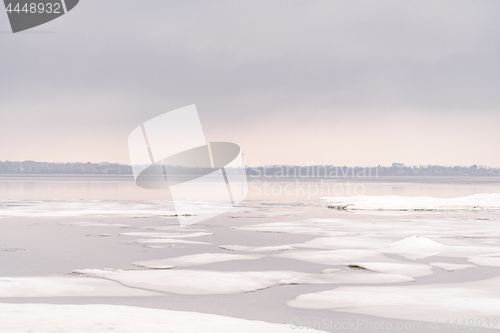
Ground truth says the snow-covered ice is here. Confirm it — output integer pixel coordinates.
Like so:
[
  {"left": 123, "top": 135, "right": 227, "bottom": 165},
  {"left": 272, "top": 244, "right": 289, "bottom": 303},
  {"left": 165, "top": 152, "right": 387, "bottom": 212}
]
[
  {"left": 345, "top": 262, "right": 433, "bottom": 277},
  {"left": 0, "top": 276, "right": 160, "bottom": 297},
  {"left": 120, "top": 232, "right": 213, "bottom": 238},
  {"left": 279, "top": 271, "right": 414, "bottom": 285},
  {"left": 321, "top": 194, "right": 500, "bottom": 213},
  {"left": 133, "top": 238, "right": 211, "bottom": 245},
  {"left": 468, "top": 253, "right": 500, "bottom": 267},
  {"left": 288, "top": 275, "right": 500, "bottom": 324},
  {"left": 273, "top": 249, "right": 399, "bottom": 266},
  {"left": 0, "top": 200, "right": 179, "bottom": 218},
  {"left": 73, "top": 269, "right": 301, "bottom": 294},
  {"left": 73, "top": 268, "right": 414, "bottom": 295},
  {"left": 429, "top": 262, "right": 476, "bottom": 271},
  {"left": 133, "top": 253, "right": 265, "bottom": 269},
  {"left": 66, "top": 222, "right": 131, "bottom": 227},
  {"left": 0, "top": 303, "right": 325, "bottom": 333},
  {"left": 219, "top": 245, "right": 294, "bottom": 252}
]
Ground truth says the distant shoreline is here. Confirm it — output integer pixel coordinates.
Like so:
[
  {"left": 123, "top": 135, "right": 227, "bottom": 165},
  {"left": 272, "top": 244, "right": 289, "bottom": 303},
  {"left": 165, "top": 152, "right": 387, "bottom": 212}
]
[{"left": 1, "top": 161, "right": 500, "bottom": 177}]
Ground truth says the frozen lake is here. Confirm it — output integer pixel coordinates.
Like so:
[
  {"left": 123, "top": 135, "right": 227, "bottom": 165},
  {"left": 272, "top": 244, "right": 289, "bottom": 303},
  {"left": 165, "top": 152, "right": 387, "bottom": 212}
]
[{"left": 1, "top": 175, "right": 500, "bottom": 332}]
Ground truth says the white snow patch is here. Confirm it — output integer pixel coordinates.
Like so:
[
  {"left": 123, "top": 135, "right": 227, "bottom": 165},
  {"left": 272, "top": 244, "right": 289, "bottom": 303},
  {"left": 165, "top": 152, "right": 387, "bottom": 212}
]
[
  {"left": 219, "top": 245, "right": 294, "bottom": 252},
  {"left": 321, "top": 194, "right": 500, "bottom": 212},
  {"left": 73, "top": 269, "right": 299, "bottom": 295},
  {"left": 288, "top": 275, "right": 500, "bottom": 324},
  {"left": 0, "top": 276, "right": 160, "bottom": 297},
  {"left": 121, "top": 232, "right": 213, "bottom": 238},
  {"left": 348, "top": 262, "right": 433, "bottom": 277},
  {"left": 66, "top": 222, "right": 130, "bottom": 227},
  {"left": 0, "top": 200, "right": 179, "bottom": 218},
  {"left": 72, "top": 268, "right": 415, "bottom": 295},
  {"left": 429, "top": 262, "right": 476, "bottom": 271},
  {"left": 239, "top": 219, "right": 500, "bottom": 262},
  {"left": 380, "top": 236, "right": 498, "bottom": 260},
  {"left": 236, "top": 221, "right": 356, "bottom": 237},
  {"left": 273, "top": 249, "right": 398, "bottom": 266},
  {"left": 380, "top": 236, "right": 446, "bottom": 259},
  {"left": 279, "top": 271, "right": 414, "bottom": 285},
  {"left": 468, "top": 253, "right": 500, "bottom": 267},
  {"left": 133, "top": 253, "right": 265, "bottom": 269},
  {"left": 134, "top": 238, "right": 211, "bottom": 245},
  {"left": 291, "top": 236, "right": 389, "bottom": 250},
  {"left": 0, "top": 303, "right": 325, "bottom": 333}
]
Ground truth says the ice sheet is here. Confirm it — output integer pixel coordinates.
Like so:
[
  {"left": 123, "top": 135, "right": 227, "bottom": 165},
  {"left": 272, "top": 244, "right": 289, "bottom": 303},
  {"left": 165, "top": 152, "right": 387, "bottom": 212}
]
[
  {"left": 72, "top": 268, "right": 414, "bottom": 295},
  {"left": 0, "top": 200, "right": 179, "bottom": 218},
  {"left": 73, "top": 269, "right": 300, "bottom": 295},
  {"left": 321, "top": 193, "right": 500, "bottom": 212},
  {"left": 273, "top": 249, "right": 399, "bottom": 266},
  {"left": 469, "top": 253, "right": 500, "bottom": 267},
  {"left": 133, "top": 253, "right": 265, "bottom": 269},
  {"left": 239, "top": 218, "right": 500, "bottom": 262},
  {"left": 279, "top": 271, "right": 414, "bottom": 284},
  {"left": 0, "top": 303, "right": 325, "bottom": 333},
  {"left": 219, "top": 245, "right": 294, "bottom": 252},
  {"left": 0, "top": 276, "right": 160, "bottom": 297},
  {"left": 429, "top": 262, "right": 476, "bottom": 271},
  {"left": 288, "top": 275, "right": 500, "bottom": 324},
  {"left": 120, "top": 232, "right": 213, "bottom": 238},
  {"left": 133, "top": 238, "right": 211, "bottom": 245},
  {"left": 346, "top": 262, "right": 433, "bottom": 277},
  {"left": 380, "top": 236, "right": 500, "bottom": 260},
  {"left": 65, "top": 222, "right": 131, "bottom": 227},
  {"left": 290, "top": 236, "right": 389, "bottom": 250}
]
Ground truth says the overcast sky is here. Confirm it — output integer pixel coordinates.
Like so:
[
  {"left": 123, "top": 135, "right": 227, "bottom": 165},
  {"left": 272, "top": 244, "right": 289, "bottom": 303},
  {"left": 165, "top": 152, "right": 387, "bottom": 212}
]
[{"left": 1, "top": 0, "right": 499, "bottom": 167}]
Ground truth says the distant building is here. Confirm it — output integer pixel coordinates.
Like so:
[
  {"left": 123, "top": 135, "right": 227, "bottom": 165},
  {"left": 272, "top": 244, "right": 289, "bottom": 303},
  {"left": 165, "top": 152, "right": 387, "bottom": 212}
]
[{"left": 392, "top": 162, "right": 404, "bottom": 169}]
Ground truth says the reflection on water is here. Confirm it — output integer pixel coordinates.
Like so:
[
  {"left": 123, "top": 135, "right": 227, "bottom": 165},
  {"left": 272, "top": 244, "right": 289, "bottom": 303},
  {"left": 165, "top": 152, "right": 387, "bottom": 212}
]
[{"left": 1, "top": 175, "right": 500, "bottom": 201}]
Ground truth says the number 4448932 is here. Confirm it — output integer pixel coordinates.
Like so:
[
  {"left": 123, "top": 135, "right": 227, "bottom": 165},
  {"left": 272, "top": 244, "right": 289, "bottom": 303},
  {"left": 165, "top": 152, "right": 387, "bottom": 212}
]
[{"left": 5, "top": 2, "right": 61, "bottom": 14}]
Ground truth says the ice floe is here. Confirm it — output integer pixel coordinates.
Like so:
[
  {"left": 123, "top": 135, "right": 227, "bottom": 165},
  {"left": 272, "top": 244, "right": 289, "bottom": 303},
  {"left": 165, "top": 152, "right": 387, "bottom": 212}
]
[
  {"left": 429, "top": 262, "right": 476, "bottom": 271},
  {"left": 0, "top": 303, "right": 323, "bottom": 333},
  {"left": 380, "top": 236, "right": 500, "bottom": 260},
  {"left": 237, "top": 217, "right": 500, "bottom": 241},
  {"left": 73, "top": 268, "right": 414, "bottom": 295},
  {"left": 345, "top": 262, "right": 433, "bottom": 277},
  {"left": 379, "top": 236, "right": 446, "bottom": 259},
  {"left": 321, "top": 193, "right": 500, "bottom": 212},
  {"left": 0, "top": 248, "right": 25, "bottom": 252},
  {"left": 65, "top": 222, "right": 131, "bottom": 227},
  {"left": 0, "top": 200, "right": 180, "bottom": 218},
  {"left": 0, "top": 276, "right": 160, "bottom": 297},
  {"left": 73, "top": 269, "right": 300, "bottom": 294},
  {"left": 290, "top": 236, "right": 389, "bottom": 250},
  {"left": 468, "top": 253, "right": 500, "bottom": 267},
  {"left": 279, "top": 271, "right": 414, "bottom": 285},
  {"left": 288, "top": 275, "right": 500, "bottom": 324},
  {"left": 273, "top": 248, "right": 432, "bottom": 277},
  {"left": 120, "top": 232, "right": 213, "bottom": 238},
  {"left": 235, "top": 221, "right": 356, "bottom": 237},
  {"left": 133, "top": 253, "right": 265, "bottom": 269},
  {"left": 238, "top": 219, "right": 500, "bottom": 262},
  {"left": 133, "top": 238, "right": 211, "bottom": 245},
  {"left": 273, "top": 249, "right": 398, "bottom": 266},
  {"left": 143, "top": 226, "right": 209, "bottom": 232},
  {"left": 219, "top": 245, "right": 294, "bottom": 252}
]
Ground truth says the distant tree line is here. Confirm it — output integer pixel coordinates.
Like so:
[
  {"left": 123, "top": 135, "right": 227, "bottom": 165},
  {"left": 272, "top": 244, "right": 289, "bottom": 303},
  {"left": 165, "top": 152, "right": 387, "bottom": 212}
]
[
  {"left": 0, "top": 161, "right": 131, "bottom": 174},
  {"left": 245, "top": 164, "right": 500, "bottom": 178},
  {"left": 1, "top": 160, "right": 499, "bottom": 177}
]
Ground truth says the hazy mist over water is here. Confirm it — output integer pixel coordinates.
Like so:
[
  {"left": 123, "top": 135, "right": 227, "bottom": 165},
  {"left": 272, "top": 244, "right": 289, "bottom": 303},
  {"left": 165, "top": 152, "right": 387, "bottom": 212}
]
[{"left": 2, "top": 175, "right": 500, "bottom": 201}]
